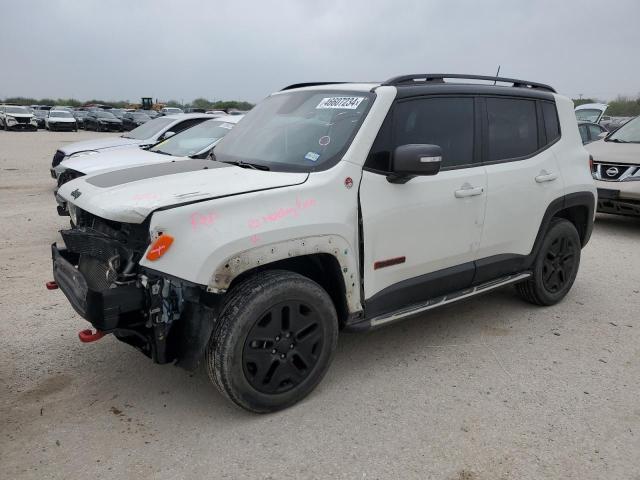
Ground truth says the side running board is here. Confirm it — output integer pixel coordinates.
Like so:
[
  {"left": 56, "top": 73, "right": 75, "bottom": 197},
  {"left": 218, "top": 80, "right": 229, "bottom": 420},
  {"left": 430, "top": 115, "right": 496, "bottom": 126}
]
[{"left": 349, "top": 272, "right": 531, "bottom": 331}]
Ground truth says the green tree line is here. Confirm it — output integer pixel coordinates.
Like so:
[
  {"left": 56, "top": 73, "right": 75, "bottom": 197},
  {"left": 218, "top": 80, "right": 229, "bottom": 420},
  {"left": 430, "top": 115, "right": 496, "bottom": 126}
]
[
  {"left": 573, "top": 95, "right": 640, "bottom": 116},
  {"left": 1, "top": 96, "right": 254, "bottom": 111}
]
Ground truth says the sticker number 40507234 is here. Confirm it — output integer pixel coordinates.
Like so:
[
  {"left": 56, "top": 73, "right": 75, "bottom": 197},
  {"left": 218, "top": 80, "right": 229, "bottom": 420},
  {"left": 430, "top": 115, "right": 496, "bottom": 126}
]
[{"left": 316, "top": 96, "right": 364, "bottom": 110}]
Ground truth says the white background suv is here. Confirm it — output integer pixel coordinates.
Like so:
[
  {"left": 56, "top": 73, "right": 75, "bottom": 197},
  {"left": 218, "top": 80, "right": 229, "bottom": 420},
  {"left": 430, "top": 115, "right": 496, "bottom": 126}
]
[
  {"left": 0, "top": 104, "right": 38, "bottom": 131},
  {"left": 52, "top": 74, "right": 596, "bottom": 412},
  {"left": 49, "top": 113, "right": 214, "bottom": 178}
]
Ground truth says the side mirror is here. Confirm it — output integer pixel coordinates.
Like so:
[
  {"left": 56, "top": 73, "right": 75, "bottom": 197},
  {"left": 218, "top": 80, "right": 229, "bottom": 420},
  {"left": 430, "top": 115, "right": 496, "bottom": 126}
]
[
  {"left": 162, "top": 131, "right": 176, "bottom": 140},
  {"left": 597, "top": 131, "right": 608, "bottom": 140},
  {"left": 387, "top": 144, "right": 442, "bottom": 184}
]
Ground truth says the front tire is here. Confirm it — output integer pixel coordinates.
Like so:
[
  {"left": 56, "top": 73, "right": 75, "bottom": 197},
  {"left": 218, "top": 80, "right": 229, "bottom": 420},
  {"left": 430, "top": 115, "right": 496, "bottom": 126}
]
[
  {"left": 206, "top": 270, "right": 338, "bottom": 413},
  {"left": 516, "top": 218, "right": 581, "bottom": 306}
]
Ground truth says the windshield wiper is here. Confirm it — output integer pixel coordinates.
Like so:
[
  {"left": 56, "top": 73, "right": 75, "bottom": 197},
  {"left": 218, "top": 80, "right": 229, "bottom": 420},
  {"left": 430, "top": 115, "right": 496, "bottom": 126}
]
[
  {"left": 152, "top": 149, "right": 173, "bottom": 156},
  {"left": 222, "top": 160, "right": 270, "bottom": 171}
]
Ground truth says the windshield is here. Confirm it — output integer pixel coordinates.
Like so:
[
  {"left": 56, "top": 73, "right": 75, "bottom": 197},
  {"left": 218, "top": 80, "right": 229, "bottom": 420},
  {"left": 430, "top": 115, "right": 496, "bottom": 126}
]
[
  {"left": 149, "top": 119, "right": 236, "bottom": 157},
  {"left": 5, "top": 106, "right": 29, "bottom": 114},
  {"left": 575, "top": 109, "right": 603, "bottom": 123},
  {"left": 122, "top": 117, "right": 173, "bottom": 140},
  {"left": 132, "top": 113, "right": 150, "bottom": 120},
  {"left": 50, "top": 111, "right": 73, "bottom": 118},
  {"left": 74, "top": 111, "right": 88, "bottom": 118},
  {"left": 213, "top": 90, "right": 373, "bottom": 172},
  {"left": 96, "top": 111, "right": 116, "bottom": 119},
  {"left": 607, "top": 116, "right": 640, "bottom": 143}
]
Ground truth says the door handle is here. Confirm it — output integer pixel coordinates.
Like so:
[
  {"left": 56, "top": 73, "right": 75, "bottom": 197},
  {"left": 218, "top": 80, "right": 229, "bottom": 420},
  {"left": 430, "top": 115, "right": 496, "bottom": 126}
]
[
  {"left": 535, "top": 170, "right": 558, "bottom": 183},
  {"left": 454, "top": 184, "right": 484, "bottom": 198}
]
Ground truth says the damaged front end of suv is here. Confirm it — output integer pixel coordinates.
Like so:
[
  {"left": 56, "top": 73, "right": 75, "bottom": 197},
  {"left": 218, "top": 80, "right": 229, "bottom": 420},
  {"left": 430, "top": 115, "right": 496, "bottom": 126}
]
[{"left": 51, "top": 208, "right": 220, "bottom": 369}]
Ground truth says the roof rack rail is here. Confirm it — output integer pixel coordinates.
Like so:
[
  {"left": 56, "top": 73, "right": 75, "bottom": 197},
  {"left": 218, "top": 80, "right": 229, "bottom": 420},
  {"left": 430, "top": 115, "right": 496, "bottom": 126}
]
[
  {"left": 382, "top": 74, "right": 556, "bottom": 93},
  {"left": 280, "top": 82, "right": 348, "bottom": 91}
]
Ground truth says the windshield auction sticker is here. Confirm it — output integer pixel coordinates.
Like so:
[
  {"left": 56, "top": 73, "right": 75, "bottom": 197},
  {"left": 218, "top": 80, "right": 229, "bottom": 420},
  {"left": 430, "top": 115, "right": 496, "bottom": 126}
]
[{"left": 316, "top": 96, "right": 365, "bottom": 109}]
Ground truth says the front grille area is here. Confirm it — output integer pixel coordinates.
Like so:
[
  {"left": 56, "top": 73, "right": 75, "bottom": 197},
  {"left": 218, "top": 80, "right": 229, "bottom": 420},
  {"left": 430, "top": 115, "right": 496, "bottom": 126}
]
[
  {"left": 593, "top": 162, "right": 640, "bottom": 182},
  {"left": 16, "top": 117, "right": 30, "bottom": 124},
  {"left": 52, "top": 150, "right": 65, "bottom": 167},
  {"left": 78, "top": 255, "right": 116, "bottom": 291}
]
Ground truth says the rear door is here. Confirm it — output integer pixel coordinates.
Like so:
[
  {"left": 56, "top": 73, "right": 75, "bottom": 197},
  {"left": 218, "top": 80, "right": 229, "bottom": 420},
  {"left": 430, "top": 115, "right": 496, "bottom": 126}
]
[
  {"left": 475, "top": 97, "right": 565, "bottom": 282},
  {"left": 360, "top": 96, "right": 487, "bottom": 316}
]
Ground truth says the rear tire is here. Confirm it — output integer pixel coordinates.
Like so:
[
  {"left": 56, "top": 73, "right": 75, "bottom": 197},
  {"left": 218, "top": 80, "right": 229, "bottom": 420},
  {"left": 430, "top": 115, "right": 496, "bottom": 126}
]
[
  {"left": 516, "top": 218, "right": 581, "bottom": 306},
  {"left": 206, "top": 270, "right": 338, "bottom": 413}
]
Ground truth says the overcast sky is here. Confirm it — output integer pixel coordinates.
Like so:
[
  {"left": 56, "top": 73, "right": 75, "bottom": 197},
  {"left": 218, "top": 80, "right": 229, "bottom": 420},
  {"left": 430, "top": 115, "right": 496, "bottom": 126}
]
[{"left": 1, "top": 0, "right": 638, "bottom": 103}]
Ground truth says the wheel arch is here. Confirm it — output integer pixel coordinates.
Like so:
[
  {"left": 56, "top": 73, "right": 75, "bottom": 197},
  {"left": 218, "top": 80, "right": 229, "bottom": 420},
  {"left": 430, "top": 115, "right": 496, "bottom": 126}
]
[
  {"left": 206, "top": 235, "right": 362, "bottom": 326},
  {"left": 529, "top": 191, "right": 595, "bottom": 263}
]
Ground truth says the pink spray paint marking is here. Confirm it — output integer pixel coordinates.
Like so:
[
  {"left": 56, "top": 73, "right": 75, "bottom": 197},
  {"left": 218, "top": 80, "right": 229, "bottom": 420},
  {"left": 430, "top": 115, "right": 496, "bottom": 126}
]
[
  {"left": 190, "top": 212, "right": 219, "bottom": 230},
  {"left": 248, "top": 197, "right": 316, "bottom": 231}
]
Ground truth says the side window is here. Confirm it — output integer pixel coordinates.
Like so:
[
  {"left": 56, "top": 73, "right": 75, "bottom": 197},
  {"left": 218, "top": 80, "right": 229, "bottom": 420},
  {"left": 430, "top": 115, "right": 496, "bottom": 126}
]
[
  {"left": 486, "top": 98, "right": 538, "bottom": 161},
  {"left": 588, "top": 124, "right": 604, "bottom": 140},
  {"left": 171, "top": 118, "right": 206, "bottom": 134},
  {"left": 578, "top": 125, "right": 589, "bottom": 144},
  {"left": 541, "top": 101, "right": 560, "bottom": 143},
  {"left": 393, "top": 97, "right": 475, "bottom": 168}
]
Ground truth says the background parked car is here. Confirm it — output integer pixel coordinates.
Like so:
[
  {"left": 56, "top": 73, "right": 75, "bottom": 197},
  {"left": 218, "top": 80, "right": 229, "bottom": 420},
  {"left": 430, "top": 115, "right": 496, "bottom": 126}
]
[
  {"left": 50, "top": 113, "right": 215, "bottom": 177},
  {"left": 184, "top": 107, "right": 206, "bottom": 113},
  {"left": 108, "top": 108, "right": 126, "bottom": 120},
  {"left": 34, "top": 110, "right": 48, "bottom": 128},
  {"left": 73, "top": 110, "right": 89, "bottom": 129},
  {"left": 83, "top": 110, "right": 123, "bottom": 131},
  {"left": 0, "top": 105, "right": 38, "bottom": 131},
  {"left": 575, "top": 103, "right": 608, "bottom": 124},
  {"left": 578, "top": 121, "right": 608, "bottom": 144},
  {"left": 122, "top": 111, "right": 151, "bottom": 131},
  {"left": 159, "top": 107, "right": 184, "bottom": 116},
  {"left": 53, "top": 115, "right": 244, "bottom": 214},
  {"left": 587, "top": 116, "right": 640, "bottom": 217},
  {"left": 46, "top": 110, "right": 78, "bottom": 131},
  {"left": 52, "top": 105, "right": 74, "bottom": 113}
]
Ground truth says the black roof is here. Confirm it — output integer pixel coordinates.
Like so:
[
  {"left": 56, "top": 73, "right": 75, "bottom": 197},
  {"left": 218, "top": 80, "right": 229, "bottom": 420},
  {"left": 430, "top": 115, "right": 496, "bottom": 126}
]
[{"left": 281, "top": 74, "right": 556, "bottom": 101}]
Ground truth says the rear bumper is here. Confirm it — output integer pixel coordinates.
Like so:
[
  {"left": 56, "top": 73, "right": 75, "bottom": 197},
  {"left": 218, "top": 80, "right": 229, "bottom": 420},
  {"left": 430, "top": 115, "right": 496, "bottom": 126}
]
[
  {"left": 51, "top": 243, "right": 144, "bottom": 331},
  {"left": 597, "top": 188, "right": 640, "bottom": 217}
]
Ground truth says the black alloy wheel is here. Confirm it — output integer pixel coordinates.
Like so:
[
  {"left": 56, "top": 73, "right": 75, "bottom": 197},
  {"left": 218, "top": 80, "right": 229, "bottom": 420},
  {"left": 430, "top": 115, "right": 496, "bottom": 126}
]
[
  {"left": 516, "top": 218, "right": 581, "bottom": 306},
  {"left": 206, "top": 270, "right": 338, "bottom": 413},
  {"left": 242, "top": 301, "right": 325, "bottom": 395},
  {"left": 542, "top": 235, "right": 577, "bottom": 294}
]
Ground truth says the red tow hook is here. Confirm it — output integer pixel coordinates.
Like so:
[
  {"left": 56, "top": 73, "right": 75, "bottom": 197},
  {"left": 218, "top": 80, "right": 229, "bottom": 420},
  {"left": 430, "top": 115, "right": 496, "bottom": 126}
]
[
  {"left": 78, "top": 329, "right": 107, "bottom": 343},
  {"left": 46, "top": 281, "right": 58, "bottom": 290}
]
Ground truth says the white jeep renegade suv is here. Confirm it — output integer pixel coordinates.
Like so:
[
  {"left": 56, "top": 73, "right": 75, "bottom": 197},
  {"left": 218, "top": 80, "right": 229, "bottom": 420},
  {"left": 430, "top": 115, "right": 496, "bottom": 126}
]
[{"left": 50, "top": 74, "right": 596, "bottom": 412}]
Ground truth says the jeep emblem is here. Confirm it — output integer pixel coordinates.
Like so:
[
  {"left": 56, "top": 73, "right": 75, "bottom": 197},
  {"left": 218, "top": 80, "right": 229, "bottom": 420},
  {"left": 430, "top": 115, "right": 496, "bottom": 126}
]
[
  {"left": 70, "top": 188, "right": 82, "bottom": 199},
  {"left": 606, "top": 167, "right": 619, "bottom": 177}
]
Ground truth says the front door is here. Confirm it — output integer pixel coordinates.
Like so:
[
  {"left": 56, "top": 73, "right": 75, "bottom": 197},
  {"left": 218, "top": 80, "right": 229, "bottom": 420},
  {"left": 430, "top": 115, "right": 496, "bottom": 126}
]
[{"left": 359, "top": 96, "right": 487, "bottom": 317}]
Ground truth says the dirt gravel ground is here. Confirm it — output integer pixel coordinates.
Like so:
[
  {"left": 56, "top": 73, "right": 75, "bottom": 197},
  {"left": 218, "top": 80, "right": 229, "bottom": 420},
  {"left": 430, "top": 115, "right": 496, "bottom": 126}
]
[{"left": 1, "top": 130, "right": 639, "bottom": 480}]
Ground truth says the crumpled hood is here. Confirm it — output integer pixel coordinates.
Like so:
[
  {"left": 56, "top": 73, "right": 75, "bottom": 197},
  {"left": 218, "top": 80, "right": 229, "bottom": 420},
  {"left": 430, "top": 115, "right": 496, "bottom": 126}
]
[
  {"left": 586, "top": 140, "right": 640, "bottom": 165},
  {"left": 60, "top": 136, "right": 142, "bottom": 155},
  {"left": 60, "top": 148, "right": 172, "bottom": 175},
  {"left": 58, "top": 159, "right": 309, "bottom": 223}
]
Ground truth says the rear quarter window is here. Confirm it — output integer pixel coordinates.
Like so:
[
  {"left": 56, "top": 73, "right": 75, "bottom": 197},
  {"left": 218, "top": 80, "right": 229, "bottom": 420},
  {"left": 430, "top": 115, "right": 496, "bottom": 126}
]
[
  {"left": 486, "top": 97, "right": 538, "bottom": 161},
  {"left": 541, "top": 101, "right": 561, "bottom": 143}
]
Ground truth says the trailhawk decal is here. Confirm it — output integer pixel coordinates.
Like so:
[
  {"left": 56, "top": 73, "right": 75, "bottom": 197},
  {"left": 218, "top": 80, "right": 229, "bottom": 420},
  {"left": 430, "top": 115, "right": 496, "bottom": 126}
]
[{"left": 316, "top": 96, "right": 365, "bottom": 109}]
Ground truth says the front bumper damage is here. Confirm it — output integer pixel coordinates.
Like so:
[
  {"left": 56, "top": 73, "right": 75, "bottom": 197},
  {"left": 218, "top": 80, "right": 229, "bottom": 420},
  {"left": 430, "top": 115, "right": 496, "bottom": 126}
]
[{"left": 51, "top": 225, "right": 221, "bottom": 369}]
